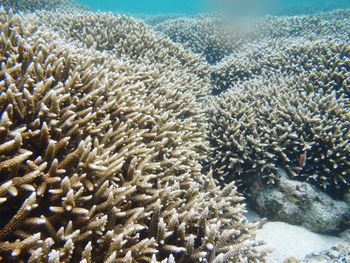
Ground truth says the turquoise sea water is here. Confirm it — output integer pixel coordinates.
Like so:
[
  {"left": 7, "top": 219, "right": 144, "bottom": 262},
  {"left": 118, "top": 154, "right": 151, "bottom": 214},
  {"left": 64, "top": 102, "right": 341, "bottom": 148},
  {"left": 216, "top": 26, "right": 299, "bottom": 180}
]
[{"left": 77, "top": 0, "right": 350, "bottom": 15}]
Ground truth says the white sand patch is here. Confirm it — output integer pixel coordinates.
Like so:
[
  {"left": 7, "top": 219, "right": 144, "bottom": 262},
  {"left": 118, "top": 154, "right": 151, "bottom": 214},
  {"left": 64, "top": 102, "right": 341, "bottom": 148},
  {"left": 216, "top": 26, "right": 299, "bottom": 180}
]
[{"left": 256, "top": 221, "right": 344, "bottom": 262}]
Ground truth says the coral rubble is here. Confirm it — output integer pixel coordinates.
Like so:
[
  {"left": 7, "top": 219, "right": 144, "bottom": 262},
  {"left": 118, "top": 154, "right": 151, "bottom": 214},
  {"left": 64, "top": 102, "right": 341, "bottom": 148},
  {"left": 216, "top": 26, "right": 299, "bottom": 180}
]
[{"left": 0, "top": 8, "right": 264, "bottom": 262}]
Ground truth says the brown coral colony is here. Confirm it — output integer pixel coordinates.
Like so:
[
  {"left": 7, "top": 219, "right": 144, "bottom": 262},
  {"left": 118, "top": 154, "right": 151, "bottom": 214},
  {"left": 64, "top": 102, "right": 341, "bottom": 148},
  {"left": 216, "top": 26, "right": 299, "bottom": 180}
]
[
  {"left": 0, "top": 3, "right": 264, "bottom": 263},
  {"left": 0, "top": 0, "right": 350, "bottom": 262}
]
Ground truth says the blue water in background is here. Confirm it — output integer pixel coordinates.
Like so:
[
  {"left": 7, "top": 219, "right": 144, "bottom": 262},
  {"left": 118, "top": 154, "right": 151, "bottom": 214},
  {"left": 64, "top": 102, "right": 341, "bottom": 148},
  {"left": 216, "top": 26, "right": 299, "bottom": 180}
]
[{"left": 77, "top": 0, "right": 350, "bottom": 15}]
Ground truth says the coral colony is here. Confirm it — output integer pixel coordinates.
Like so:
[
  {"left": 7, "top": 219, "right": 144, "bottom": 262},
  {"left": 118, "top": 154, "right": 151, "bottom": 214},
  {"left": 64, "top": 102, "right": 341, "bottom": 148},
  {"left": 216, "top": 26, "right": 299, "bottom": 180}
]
[{"left": 0, "top": 0, "right": 349, "bottom": 262}]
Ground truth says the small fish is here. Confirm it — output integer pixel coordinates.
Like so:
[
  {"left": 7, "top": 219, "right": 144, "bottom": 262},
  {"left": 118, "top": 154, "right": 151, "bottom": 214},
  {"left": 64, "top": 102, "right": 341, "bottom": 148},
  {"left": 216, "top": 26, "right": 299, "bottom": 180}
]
[
  {"left": 298, "top": 142, "right": 310, "bottom": 168},
  {"left": 299, "top": 151, "right": 307, "bottom": 168}
]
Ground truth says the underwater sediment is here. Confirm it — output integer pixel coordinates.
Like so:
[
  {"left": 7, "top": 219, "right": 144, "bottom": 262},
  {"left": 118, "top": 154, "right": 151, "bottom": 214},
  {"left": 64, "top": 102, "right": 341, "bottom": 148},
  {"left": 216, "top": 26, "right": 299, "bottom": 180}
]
[{"left": 0, "top": 1, "right": 349, "bottom": 262}]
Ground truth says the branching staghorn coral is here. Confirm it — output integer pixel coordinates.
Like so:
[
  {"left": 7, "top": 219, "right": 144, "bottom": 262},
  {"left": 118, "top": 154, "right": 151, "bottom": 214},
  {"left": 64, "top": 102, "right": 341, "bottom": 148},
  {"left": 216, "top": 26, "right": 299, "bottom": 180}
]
[
  {"left": 211, "top": 39, "right": 350, "bottom": 96},
  {"left": 0, "top": 8, "right": 265, "bottom": 262},
  {"left": 207, "top": 9, "right": 350, "bottom": 95},
  {"left": 153, "top": 14, "right": 255, "bottom": 65},
  {"left": 151, "top": 10, "right": 350, "bottom": 96},
  {"left": 255, "top": 10, "right": 350, "bottom": 40},
  {"left": 201, "top": 9, "right": 350, "bottom": 199},
  {"left": 0, "top": 0, "right": 87, "bottom": 12},
  {"left": 32, "top": 11, "right": 211, "bottom": 101},
  {"left": 137, "top": 14, "right": 187, "bottom": 26},
  {"left": 207, "top": 77, "right": 350, "bottom": 197}
]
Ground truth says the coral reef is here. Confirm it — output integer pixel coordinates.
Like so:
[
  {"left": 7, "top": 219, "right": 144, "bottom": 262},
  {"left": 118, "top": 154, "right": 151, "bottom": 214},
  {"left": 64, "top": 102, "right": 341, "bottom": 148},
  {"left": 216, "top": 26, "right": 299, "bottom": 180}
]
[
  {"left": 1, "top": 1, "right": 348, "bottom": 261},
  {"left": 0, "top": 8, "right": 264, "bottom": 262},
  {"left": 211, "top": 39, "right": 350, "bottom": 96},
  {"left": 153, "top": 10, "right": 350, "bottom": 68},
  {"left": 0, "top": 0, "right": 86, "bottom": 12},
  {"left": 137, "top": 14, "right": 186, "bottom": 26},
  {"left": 33, "top": 11, "right": 211, "bottom": 100},
  {"left": 153, "top": 14, "right": 253, "bottom": 64},
  {"left": 204, "top": 10, "right": 350, "bottom": 196},
  {"left": 254, "top": 10, "right": 350, "bottom": 40},
  {"left": 207, "top": 76, "right": 350, "bottom": 196},
  {"left": 209, "top": 10, "right": 350, "bottom": 95}
]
